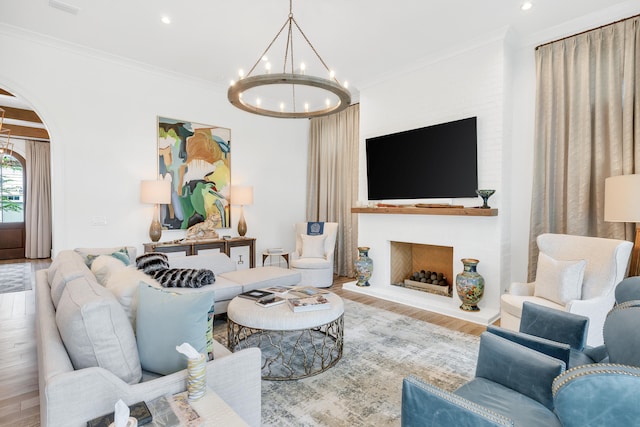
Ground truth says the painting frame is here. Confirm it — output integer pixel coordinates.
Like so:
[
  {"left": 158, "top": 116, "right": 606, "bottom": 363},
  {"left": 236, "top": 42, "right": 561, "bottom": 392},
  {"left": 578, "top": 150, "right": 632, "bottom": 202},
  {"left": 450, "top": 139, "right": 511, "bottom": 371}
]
[{"left": 157, "top": 116, "right": 231, "bottom": 230}]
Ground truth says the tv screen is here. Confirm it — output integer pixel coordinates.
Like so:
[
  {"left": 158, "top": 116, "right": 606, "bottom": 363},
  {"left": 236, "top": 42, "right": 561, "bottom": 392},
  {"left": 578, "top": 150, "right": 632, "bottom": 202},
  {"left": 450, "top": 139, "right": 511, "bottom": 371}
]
[{"left": 365, "top": 117, "right": 478, "bottom": 201}]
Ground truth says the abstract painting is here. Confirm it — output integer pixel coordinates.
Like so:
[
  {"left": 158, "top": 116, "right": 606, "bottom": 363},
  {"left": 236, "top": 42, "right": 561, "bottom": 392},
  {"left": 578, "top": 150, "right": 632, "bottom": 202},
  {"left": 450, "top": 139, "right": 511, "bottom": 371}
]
[{"left": 158, "top": 117, "right": 231, "bottom": 230}]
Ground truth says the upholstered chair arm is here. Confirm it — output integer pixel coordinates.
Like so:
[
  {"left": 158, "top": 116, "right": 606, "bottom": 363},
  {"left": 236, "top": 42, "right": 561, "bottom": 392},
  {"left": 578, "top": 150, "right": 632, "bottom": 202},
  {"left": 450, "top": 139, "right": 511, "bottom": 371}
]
[
  {"left": 475, "top": 332, "right": 565, "bottom": 410},
  {"left": 508, "top": 281, "right": 534, "bottom": 296},
  {"left": 566, "top": 294, "right": 615, "bottom": 346},
  {"left": 519, "top": 302, "right": 589, "bottom": 350},
  {"left": 553, "top": 364, "right": 640, "bottom": 427},
  {"left": 583, "top": 344, "right": 608, "bottom": 363},
  {"left": 486, "top": 325, "right": 571, "bottom": 367},
  {"left": 401, "top": 376, "right": 513, "bottom": 427}
]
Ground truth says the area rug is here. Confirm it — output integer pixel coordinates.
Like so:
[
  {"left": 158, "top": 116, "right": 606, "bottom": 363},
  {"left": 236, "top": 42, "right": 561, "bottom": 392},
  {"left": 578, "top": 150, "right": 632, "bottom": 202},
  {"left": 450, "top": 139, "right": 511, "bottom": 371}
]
[
  {"left": 0, "top": 263, "right": 31, "bottom": 294},
  {"left": 214, "top": 299, "right": 480, "bottom": 427}
]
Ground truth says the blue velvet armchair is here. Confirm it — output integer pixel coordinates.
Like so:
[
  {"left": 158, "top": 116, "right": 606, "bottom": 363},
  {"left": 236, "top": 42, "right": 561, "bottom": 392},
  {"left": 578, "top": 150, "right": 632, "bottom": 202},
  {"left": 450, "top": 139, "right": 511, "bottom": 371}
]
[
  {"left": 402, "top": 300, "right": 640, "bottom": 426},
  {"left": 402, "top": 332, "right": 566, "bottom": 427}
]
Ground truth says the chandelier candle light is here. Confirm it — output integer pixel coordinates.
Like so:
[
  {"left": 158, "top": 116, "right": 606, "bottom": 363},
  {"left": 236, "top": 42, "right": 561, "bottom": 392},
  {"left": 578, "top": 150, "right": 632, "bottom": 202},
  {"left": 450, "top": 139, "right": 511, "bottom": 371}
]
[
  {"left": 228, "top": 0, "right": 351, "bottom": 118},
  {"left": 140, "top": 180, "right": 171, "bottom": 243}
]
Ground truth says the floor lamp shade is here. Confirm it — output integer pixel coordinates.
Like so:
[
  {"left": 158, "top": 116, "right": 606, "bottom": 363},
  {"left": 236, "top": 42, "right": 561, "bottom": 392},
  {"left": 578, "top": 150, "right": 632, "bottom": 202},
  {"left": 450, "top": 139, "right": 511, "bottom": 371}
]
[
  {"left": 605, "top": 174, "right": 640, "bottom": 276},
  {"left": 231, "top": 186, "right": 253, "bottom": 237},
  {"left": 140, "top": 180, "right": 171, "bottom": 242}
]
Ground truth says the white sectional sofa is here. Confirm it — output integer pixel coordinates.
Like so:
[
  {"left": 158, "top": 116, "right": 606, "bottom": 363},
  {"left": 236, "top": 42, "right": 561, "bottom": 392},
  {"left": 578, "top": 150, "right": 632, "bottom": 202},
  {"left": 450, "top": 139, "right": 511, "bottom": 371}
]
[{"left": 36, "top": 247, "right": 300, "bottom": 427}]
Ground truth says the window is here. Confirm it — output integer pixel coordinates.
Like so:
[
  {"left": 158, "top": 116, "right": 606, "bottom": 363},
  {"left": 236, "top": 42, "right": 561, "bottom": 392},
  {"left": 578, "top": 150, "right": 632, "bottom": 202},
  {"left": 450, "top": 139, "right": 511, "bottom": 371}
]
[{"left": 0, "top": 153, "right": 24, "bottom": 223}]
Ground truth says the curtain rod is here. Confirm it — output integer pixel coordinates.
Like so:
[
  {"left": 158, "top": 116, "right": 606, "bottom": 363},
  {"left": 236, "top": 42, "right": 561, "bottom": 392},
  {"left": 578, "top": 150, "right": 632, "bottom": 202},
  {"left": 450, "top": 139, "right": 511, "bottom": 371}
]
[{"left": 536, "top": 13, "right": 640, "bottom": 50}]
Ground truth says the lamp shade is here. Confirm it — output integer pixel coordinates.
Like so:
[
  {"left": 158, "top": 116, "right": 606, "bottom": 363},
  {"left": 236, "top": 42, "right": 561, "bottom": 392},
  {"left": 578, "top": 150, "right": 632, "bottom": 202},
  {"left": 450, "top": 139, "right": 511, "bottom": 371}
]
[
  {"left": 231, "top": 186, "right": 253, "bottom": 205},
  {"left": 140, "top": 180, "right": 171, "bottom": 204},
  {"left": 604, "top": 175, "right": 640, "bottom": 222}
]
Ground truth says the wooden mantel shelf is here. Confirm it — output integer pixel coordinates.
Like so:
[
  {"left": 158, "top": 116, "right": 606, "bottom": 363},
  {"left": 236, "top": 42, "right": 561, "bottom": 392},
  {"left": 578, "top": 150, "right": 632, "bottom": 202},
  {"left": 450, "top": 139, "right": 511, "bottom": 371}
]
[{"left": 351, "top": 206, "right": 498, "bottom": 216}]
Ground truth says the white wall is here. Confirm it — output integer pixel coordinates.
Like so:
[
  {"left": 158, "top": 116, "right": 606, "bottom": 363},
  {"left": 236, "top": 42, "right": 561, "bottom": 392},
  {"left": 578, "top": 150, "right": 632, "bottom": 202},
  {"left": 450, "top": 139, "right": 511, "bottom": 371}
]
[
  {"left": 0, "top": 25, "right": 309, "bottom": 259},
  {"left": 353, "top": 1, "right": 640, "bottom": 321},
  {"left": 351, "top": 37, "right": 508, "bottom": 322}
]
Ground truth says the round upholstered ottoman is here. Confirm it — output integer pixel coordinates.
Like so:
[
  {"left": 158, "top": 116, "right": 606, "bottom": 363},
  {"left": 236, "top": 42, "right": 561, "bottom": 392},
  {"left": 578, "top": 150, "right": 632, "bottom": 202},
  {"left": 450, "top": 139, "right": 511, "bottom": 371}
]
[{"left": 227, "top": 292, "right": 344, "bottom": 380}]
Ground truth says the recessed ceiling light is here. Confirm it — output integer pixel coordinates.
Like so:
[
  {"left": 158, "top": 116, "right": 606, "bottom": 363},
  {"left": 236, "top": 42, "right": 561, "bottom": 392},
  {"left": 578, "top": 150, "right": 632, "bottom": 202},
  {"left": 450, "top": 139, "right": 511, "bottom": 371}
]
[
  {"left": 521, "top": 2, "right": 533, "bottom": 11},
  {"left": 161, "top": 16, "right": 171, "bottom": 24}
]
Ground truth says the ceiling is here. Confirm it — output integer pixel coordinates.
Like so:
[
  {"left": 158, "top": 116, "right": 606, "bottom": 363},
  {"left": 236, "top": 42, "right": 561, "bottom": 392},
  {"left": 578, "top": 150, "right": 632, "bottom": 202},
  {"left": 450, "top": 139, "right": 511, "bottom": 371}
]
[{"left": 0, "top": 0, "right": 637, "bottom": 136}]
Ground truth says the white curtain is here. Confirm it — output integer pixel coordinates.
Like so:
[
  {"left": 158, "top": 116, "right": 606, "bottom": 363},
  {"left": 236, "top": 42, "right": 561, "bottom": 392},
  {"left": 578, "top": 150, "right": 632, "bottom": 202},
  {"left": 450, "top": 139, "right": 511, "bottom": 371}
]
[
  {"left": 25, "top": 140, "right": 52, "bottom": 258},
  {"left": 307, "top": 104, "right": 359, "bottom": 277},
  {"left": 529, "top": 15, "right": 640, "bottom": 278}
]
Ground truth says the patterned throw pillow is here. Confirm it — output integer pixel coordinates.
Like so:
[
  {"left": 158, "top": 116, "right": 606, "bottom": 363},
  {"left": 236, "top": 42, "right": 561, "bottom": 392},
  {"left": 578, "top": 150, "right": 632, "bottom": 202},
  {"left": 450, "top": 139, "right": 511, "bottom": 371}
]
[{"left": 135, "top": 252, "right": 170, "bottom": 275}]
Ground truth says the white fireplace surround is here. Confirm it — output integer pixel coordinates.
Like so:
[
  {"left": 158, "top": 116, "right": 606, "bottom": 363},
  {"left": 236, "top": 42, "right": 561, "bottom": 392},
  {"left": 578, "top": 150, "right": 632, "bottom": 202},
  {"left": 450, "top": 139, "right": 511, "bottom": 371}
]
[{"left": 345, "top": 212, "right": 501, "bottom": 324}]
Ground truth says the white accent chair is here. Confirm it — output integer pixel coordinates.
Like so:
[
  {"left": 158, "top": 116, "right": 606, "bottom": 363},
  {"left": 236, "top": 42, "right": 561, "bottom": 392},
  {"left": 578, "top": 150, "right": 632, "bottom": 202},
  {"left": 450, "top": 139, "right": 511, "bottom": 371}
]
[
  {"left": 500, "top": 233, "right": 632, "bottom": 347},
  {"left": 290, "top": 222, "right": 339, "bottom": 288}
]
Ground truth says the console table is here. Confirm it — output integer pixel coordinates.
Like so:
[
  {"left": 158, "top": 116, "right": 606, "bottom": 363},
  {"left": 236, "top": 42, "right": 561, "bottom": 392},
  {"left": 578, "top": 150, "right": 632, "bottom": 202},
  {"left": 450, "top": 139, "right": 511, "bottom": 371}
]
[{"left": 144, "top": 237, "right": 256, "bottom": 268}]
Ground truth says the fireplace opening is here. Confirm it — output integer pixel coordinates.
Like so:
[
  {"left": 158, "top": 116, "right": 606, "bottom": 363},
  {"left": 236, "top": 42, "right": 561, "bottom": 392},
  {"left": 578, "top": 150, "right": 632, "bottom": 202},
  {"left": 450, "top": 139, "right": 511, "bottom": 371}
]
[{"left": 390, "top": 241, "right": 453, "bottom": 297}]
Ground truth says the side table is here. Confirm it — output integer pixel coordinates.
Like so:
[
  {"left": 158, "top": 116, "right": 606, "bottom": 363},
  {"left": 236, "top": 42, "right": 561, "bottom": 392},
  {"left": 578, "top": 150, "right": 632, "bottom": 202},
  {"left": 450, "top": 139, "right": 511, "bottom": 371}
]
[{"left": 262, "top": 251, "right": 289, "bottom": 268}]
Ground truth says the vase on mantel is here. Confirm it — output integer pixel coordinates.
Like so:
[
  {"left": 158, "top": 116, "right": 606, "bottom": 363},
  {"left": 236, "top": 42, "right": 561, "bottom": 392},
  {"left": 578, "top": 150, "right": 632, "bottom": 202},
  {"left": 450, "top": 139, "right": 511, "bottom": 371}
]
[
  {"left": 354, "top": 247, "right": 373, "bottom": 287},
  {"left": 455, "top": 258, "right": 484, "bottom": 311}
]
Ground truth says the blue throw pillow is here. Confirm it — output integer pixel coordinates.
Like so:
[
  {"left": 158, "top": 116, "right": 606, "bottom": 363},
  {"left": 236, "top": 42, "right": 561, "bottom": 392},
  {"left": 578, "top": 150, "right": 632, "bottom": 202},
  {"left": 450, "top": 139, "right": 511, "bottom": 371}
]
[{"left": 136, "top": 285, "right": 214, "bottom": 375}]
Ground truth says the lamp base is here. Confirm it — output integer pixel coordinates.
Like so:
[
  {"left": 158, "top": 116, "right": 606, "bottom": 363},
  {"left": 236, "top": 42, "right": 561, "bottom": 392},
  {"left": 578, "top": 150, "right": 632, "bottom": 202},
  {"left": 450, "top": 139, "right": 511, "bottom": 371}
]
[
  {"left": 630, "top": 227, "right": 640, "bottom": 277},
  {"left": 149, "top": 219, "right": 162, "bottom": 242},
  {"left": 238, "top": 209, "right": 247, "bottom": 237}
]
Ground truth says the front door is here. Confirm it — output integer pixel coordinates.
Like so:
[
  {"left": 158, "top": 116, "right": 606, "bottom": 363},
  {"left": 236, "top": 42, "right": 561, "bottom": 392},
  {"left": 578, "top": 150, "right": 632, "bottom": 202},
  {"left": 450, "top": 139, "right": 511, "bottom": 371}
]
[{"left": 0, "top": 152, "right": 25, "bottom": 260}]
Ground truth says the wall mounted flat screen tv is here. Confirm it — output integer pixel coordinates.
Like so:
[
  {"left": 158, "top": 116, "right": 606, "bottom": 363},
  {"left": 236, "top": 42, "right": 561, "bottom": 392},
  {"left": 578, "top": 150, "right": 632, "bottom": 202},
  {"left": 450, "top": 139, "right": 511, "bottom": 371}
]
[{"left": 366, "top": 117, "right": 478, "bottom": 200}]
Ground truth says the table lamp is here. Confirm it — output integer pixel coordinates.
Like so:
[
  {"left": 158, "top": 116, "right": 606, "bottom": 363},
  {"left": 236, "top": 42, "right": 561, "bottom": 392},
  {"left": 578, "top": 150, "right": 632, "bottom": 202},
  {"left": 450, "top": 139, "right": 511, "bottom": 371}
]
[
  {"left": 604, "top": 174, "right": 640, "bottom": 276},
  {"left": 231, "top": 186, "right": 253, "bottom": 237},
  {"left": 140, "top": 180, "right": 171, "bottom": 242}
]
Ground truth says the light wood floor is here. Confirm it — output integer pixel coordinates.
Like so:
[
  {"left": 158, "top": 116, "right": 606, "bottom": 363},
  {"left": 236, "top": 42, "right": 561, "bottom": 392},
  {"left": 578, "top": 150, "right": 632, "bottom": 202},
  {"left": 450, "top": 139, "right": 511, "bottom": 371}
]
[{"left": 0, "top": 261, "right": 490, "bottom": 427}]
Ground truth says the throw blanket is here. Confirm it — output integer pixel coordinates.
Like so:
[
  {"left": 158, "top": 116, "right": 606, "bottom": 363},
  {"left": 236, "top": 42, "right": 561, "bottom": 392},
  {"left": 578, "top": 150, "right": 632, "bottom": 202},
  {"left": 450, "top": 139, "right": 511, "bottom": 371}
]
[
  {"left": 307, "top": 222, "right": 325, "bottom": 235},
  {"left": 153, "top": 268, "right": 215, "bottom": 288},
  {"left": 135, "top": 252, "right": 215, "bottom": 288}
]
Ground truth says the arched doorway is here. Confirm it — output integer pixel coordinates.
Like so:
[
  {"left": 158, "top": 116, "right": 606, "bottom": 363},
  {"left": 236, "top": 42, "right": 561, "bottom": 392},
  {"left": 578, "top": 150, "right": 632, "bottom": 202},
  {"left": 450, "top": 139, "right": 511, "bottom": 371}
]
[
  {"left": 0, "top": 87, "right": 51, "bottom": 260},
  {"left": 0, "top": 151, "right": 25, "bottom": 259}
]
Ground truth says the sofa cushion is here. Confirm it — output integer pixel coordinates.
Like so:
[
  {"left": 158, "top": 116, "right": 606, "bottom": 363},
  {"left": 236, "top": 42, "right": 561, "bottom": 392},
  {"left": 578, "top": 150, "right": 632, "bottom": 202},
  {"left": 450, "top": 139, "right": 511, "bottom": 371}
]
[
  {"left": 50, "top": 260, "right": 94, "bottom": 308},
  {"left": 220, "top": 266, "right": 301, "bottom": 291},
  {"left": 534, "top": 253, "right": 586, "bottom": 305},
  {"left": 300, "top": 234, "right": 327, "bottom": 258},
  {"left": 75, "top": 246, "right": 135, "bottom": 267},
  {"left": 55, "top": 276, "right": 142, "bottom": 384},
  {"left": 136, "top": 285, "right": 214, "bottom": 375},
  {"left": 91, "top": 254, "right": 128, "bottom": 286},
  {"left": 169, "top": 253, "right": 237, "bottom": 274},
  {"left": 47, "top": 250, "right": 84, "bottom": 284},
  {"left": 104, "top": 267, "right": 162, "bottom": 328}
]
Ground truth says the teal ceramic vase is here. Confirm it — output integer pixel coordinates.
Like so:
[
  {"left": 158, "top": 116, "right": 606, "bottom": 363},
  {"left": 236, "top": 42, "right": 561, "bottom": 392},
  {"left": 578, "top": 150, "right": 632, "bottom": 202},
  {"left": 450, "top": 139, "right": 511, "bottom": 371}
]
[
  {"left": 355, "top": 247, "right": 373, "bottom": 287},
  {"left": 455, "top": 258, "right": 484, "bottom": 311}
]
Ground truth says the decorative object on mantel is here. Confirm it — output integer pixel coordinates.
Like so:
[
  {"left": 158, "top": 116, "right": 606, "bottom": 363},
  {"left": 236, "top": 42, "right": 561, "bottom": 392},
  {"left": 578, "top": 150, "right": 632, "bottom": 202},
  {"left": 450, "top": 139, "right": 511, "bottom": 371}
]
[
  {"left": 476, "top": 189, "right": 496, "bottom": 209},
  {"left": 354, "top": 247, "right": 373, "bottom": 287},
  {"left": 227, "top": 0, "right": 351, "bottom": 119},
  {"left": 455, "top": 258, "right": 485, "bottom": 311},
  {"left": 140, "top": 180, "right": 171, "bottom": 242},
  {"left": 231, "top": 186, "right": 253, "bottom": 237}
]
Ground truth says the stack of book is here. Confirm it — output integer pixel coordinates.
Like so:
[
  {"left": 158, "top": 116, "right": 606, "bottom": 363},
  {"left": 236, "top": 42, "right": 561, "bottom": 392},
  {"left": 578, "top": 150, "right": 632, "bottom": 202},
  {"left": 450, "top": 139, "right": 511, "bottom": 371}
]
[
  {"left": 238, "top": 289, "right": 286, "bottom": 307},
  {"left": 287, "top": 294, "right": 331, "bottom": 312}
]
